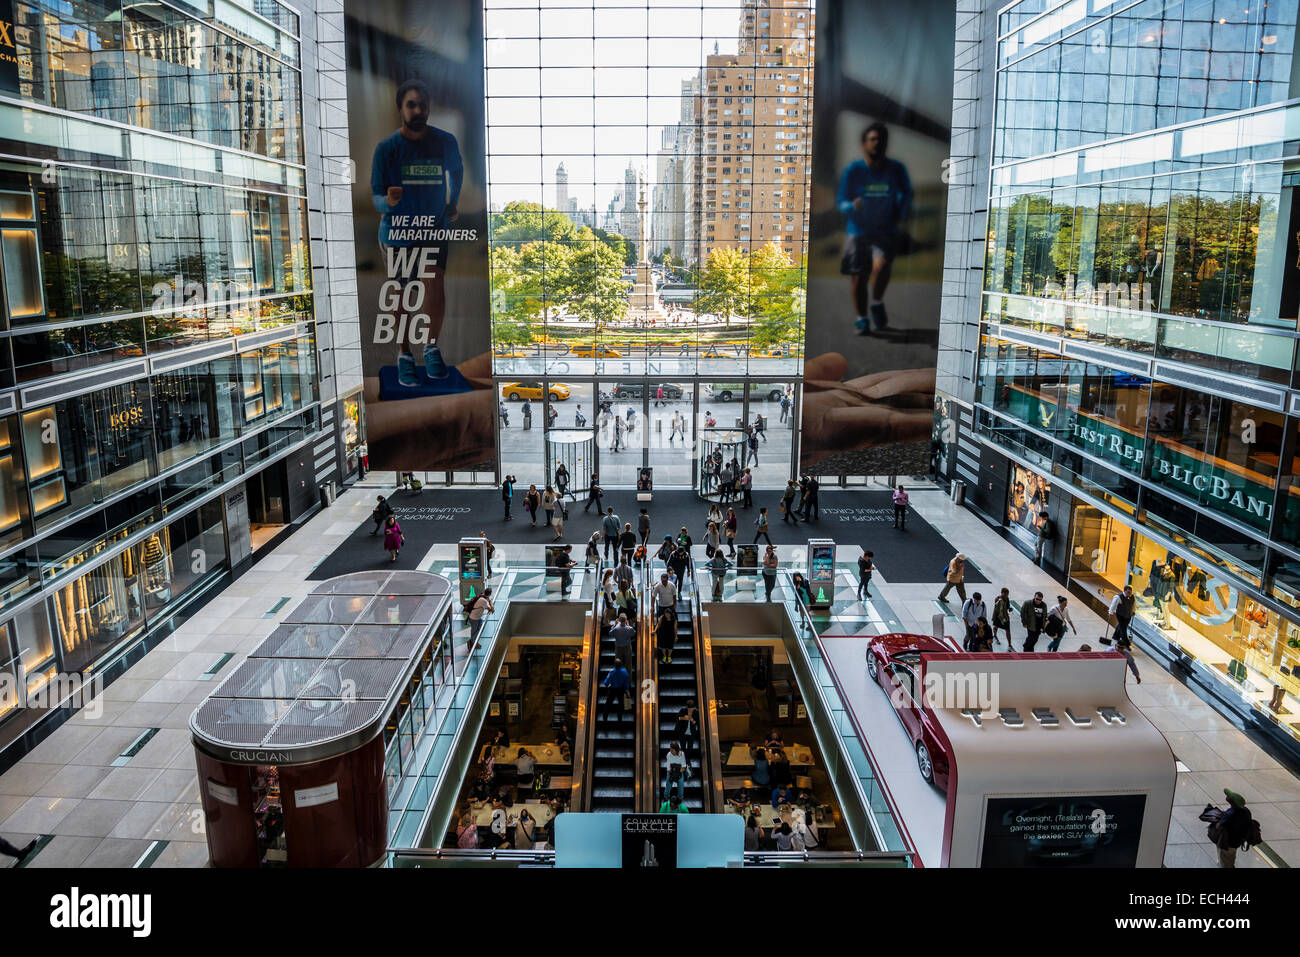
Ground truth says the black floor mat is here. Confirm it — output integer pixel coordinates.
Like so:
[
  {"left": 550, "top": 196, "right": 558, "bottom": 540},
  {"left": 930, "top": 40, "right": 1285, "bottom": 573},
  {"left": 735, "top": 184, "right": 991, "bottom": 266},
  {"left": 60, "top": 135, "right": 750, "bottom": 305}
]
[{"left": 312, "top": 488, "right": 986, "bottom": 584}]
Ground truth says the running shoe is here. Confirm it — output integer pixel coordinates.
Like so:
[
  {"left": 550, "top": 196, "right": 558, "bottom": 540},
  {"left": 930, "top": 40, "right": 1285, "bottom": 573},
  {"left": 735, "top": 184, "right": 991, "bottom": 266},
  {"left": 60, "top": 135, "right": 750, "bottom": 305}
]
[
  {"left": 423, "top": 342, "right": 447, "bottom": 378},
  {"left": 854, "top": 316, "right": 870, "bottom": 335},
  {"left": 397, "top": 350, "right": 419, "bottom": 386},
  {"left": 871, "top": 302, "right": 889, "bottom": 330}
]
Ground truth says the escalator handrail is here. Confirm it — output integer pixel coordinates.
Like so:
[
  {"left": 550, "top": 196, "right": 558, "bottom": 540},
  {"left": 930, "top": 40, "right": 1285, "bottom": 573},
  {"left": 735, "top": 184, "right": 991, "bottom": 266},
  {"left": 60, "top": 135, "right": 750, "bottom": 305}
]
[
  {"left": 572, "top": 607, "right": 599, "bottom": 812},
  {"left": 636, "top": 561, "right": 656, "bottom": 811},
  {"left": 693, "top": 597, "right": 725, "bottom": 813}
]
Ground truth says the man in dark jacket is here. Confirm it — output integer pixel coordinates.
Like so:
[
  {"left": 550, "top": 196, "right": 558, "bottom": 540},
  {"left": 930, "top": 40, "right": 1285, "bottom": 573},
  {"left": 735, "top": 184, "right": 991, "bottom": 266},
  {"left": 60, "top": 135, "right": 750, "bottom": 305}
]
[
  {"left": 799, "top": 475, "right": 820, "bottom": 521},
  {"left": 371, "top": 495, "right": 394, "bottom": 535},
  {"left": 601, "top": 658, "right": 631, "bottom": 722},
  {"left": 1020, "top": 591, "right": 1048, "bottom": 651},
  {"left": 1215, "top": 789, "right": 1254, "bottom": 868},
  {"left": 500, "top": 476, "right": 515, "bottom": 521}
]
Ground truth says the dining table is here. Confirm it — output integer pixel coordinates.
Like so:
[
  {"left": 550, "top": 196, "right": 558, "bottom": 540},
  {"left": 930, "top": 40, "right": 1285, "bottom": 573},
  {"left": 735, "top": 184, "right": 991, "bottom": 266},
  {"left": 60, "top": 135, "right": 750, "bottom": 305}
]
[{"left": 723, "top": 743, "right": 815, "bottom": 771}]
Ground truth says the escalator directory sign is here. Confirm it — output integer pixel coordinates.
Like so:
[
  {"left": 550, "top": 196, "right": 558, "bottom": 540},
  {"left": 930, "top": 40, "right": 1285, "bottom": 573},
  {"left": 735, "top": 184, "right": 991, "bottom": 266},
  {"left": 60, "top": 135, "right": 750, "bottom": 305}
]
[
  {"left": 458, "top": 538, "right": 486, "bottom": 603},
  {"left": 807, "top": 539, "right": 836, "bottom": 607}
]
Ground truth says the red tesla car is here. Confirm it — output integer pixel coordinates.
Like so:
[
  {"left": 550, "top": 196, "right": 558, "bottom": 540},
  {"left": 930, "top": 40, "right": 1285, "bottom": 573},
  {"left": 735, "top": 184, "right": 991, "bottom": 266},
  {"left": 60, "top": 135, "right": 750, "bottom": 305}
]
[{"left": 865, "top": 633, "right": 958, "bottom": 793}]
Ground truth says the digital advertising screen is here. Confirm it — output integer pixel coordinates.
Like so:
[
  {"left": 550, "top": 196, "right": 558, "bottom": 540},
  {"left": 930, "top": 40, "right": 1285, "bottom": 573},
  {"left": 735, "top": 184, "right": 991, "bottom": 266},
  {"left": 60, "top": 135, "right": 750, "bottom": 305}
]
[
  {"left": 345, "top": 0, "right": 494, "bottom": 471},
  {"left": 457, "top": 541, "right": 484, "bottom": 602},
  {"left": 801, "top": 0, "right": 954, "bottom": 476},
  {"left": 981, "top": 794, "right": 1148, "bottom": 868},
  {"left": 808, "top": 542, "right": 836, "bottom": 605}
]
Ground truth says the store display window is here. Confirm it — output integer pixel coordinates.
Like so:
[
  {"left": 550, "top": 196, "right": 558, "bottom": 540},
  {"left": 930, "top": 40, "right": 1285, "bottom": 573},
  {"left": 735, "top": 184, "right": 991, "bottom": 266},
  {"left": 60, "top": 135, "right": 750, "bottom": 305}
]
[
  {"left": 1129, "top": 532, "right": 1299, "bottom": 742},
  {"left": 1006, "top": 463, "right": 1050, "bottom": 542},
  {"left": 51, "top": 549, "right": 146, "bottom": 674}
]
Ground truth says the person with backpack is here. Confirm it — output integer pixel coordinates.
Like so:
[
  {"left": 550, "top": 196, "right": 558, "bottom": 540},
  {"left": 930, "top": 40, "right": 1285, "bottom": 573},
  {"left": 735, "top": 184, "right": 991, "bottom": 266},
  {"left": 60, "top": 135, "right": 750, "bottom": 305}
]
[
  {"left": 779, "top": 391, "right": 792, "bottom": 424},
  {"left": 370, "top": 494, "right": 394, "bottom": 535},
  {"left": 857, "top": 548, "right": 875, "bottom": 601},
  {"left": 938, "top": 553, "right": 967, "bottom": 602},
  {"left": 1035, "top": 510, "right": 1055, "bottom": 564},
  {"left": 1020, "top": 591, "right": 1048, "bottom": 651},
  {"left": 961, "top": 592, "right": 987, "bottom": 649},
  {"left": 521, "top": 399, "right": 533, "bottom": 431},
  {"left": 467, "top": 587, "right": 494, "bottom": 641},
  {"left": 1209, "top": 789, "right": 1257, "bottom": 868},
  {"left": 780, "top": 479, "right": 800, "bottom": 525},
  {"left": 619, "top": 522, "right": 638, "bottom": 565},
  {"left": 1045, "top": 595, "right": 1076, "bottom": 651},
  {"left": 991, "top": 587, "right": 1013, "bottom": 647}
]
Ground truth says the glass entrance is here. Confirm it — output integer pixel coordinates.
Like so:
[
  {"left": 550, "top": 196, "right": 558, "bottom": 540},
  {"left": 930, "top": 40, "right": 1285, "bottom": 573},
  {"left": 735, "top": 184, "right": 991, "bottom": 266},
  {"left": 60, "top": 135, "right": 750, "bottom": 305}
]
[
  {"left": 645, "top": 381, "right": 695, "bottom": 488},
  {"left": 1067, "top": 503, "right": 1133, "bottom": 610}
]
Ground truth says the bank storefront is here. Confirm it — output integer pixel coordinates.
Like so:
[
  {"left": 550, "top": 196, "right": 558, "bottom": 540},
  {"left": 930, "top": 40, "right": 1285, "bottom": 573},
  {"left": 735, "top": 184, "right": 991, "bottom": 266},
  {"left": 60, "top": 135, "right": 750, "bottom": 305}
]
[{"left": 976, "top": 338, "right": 1300, "bottom": 757}]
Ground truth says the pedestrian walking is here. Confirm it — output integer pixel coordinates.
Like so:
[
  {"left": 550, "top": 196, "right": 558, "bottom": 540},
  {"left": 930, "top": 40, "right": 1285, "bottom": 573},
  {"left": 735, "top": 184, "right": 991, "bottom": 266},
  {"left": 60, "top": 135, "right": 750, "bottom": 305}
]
[
  {"left": 991, "top": 587, "right": 1013, "bottom": 647},
  {"left": 499, "top": 401, "right": 509, "bottom": 428},
  {"left": 575, "top": 405, "right": 587, "bottom": 428},
  {"left": 780, "top": 480, "right": 800, "bottom": 524},
  {"left": 555, "top": 463, "right": 571, "bottom": 500},
  {"left": 584, "top": 473, "right": 603, "bottom": 513},
  {"left": 741, "top": 468, "right": 753, "bottom": 508},
  {"left": 1035, "top": 510, "right": 1055, "bottom": 564},
  {"left": 1108, "top": 585, "right": 1136, "bottom": 647},
  {"left": 383, "top": 515, "right": 404, "bottom": 563},
  {"left": 370, "top": 494, "right": 393, "bottom": 535},
  {"left": 799, "top": 474, "right": 819, "bottom": 521},
  {"left": 719, "top": 463, "right": 734, "bottom": 504},
  {"left": 501, "top": 475, "right": 515, "bottom": 521},
  {"left": 542, "top": 486, "right": 557, "bottom": 529},
  {"left": 480, "top": 531, "right": 495, "bottom": 579},
  {"left": 960, "top": 592, "right": 987, "bottom": 649},
  {"left": 937, "top": 553, "right": 967, "bottom": 602},
  {"left": 556, "top": 544, "right": 576, "bottom": 596},
  {"left": 708, "top": 548, "right": 730, "bottom": 601},
  {"left": 664, "top": 740, "right": 689, "bottom": 799},
  {"left": 467, "top": 587, "right": 494, "bottom": 641},
  {"left": 753, "top": 507, "right": 772, "bottom": 545},
  {"left": 547, "top": 405, "right": 558, "bottom": 429},
  {"left": 779, "top": 391, "right": 791, "bottom": 424},
  {"left": 602, "top": 507, "right": 621, "bottom": 561},
  {"left": 857, "top": 548, "right": 875, "bottom": 601},
  {"left": 746, "top": 429, "right": 759, "bottom": 467},
  {"left": 1045, "top": 595, "right": 1076, "bottom": 651},
  {"left": 618, "top": 524, "right": 637, "bottom": 568},
  {"left": 724, "top": 508, "right": 738, "bottom": 556},
  {"left": 610, "top": 613, "right": 636, "bottom": 670},
  {"left": 892, "top": 484, "right": 909, "bottom": 529},
  {"left": 1020, "top": 591, "right": 1048, "bottom": 651},
  {"left": 762, "top": 545, "right": 779, "bottom": 602},
  {"left": 522, "top": 399, "right": 533, "bottom": 431},
  {"left": 551, "top": 507, "right": 565, "bottom": 541},
  {"left": 585, "top": 531, "right": 601, "bottom": 566},
  {"left": 525, "top": 483, "right": 541, "bottom": 527},
  {"left": 638, "top": 508, "right": 652, "bottom": 546}
]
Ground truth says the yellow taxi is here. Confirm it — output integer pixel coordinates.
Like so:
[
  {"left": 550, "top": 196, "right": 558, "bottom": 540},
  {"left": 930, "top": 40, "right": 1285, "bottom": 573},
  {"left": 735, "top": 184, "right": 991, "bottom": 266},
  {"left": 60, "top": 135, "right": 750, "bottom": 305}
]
[
  {"left": 568, "top": 343, "right": 623, "bottom": 358},
  {"left": 500, "top": 381, "right": 570, "bottom": 402},
  {"left": 748, "top": 346, "right": 790, "bottom": 359}
]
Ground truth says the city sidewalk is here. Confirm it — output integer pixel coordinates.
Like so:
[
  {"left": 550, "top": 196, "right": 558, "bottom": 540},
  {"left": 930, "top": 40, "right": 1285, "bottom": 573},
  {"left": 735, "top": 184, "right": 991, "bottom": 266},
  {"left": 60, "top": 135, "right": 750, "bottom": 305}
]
[{"left": 881, "top": 488, "right": 1300, "bottom": 868}]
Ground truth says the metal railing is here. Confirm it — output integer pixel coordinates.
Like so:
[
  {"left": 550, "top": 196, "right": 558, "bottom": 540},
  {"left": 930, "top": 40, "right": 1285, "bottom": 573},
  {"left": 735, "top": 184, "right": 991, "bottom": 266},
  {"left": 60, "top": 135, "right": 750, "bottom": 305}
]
[
  {"left": 780, "top": 571, "right": 916, "bottom": 857},
  {"left": 692, "top": 590, "right": 724, "bottom": 813},
  {"left": 571, "top": 607, "right": 598, "bottom": 812}
]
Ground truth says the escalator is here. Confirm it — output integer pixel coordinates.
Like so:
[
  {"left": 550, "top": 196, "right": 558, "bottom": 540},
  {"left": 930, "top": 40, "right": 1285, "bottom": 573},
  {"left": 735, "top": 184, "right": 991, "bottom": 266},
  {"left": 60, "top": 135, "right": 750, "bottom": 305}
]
[
  {"left": 653, "top": 577, "right": 708, "bottom": 812},
  {"left": 583, "top": 569, "right": 637, "bottom": 813}
]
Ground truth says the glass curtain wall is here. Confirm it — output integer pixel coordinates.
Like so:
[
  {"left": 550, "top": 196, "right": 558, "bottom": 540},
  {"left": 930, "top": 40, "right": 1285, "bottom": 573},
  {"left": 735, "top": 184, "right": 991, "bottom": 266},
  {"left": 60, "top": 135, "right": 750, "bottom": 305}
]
[{"left": 484, "top": 0, "right": 813, "bottom": 486}]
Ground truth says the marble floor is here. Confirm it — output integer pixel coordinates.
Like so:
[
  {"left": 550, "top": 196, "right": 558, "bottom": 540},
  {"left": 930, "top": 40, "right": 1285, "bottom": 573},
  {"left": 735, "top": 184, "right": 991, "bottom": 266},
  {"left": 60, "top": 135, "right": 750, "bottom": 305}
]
[{"left": 1, "top": 478, "right": 1295, "bottom": 868}]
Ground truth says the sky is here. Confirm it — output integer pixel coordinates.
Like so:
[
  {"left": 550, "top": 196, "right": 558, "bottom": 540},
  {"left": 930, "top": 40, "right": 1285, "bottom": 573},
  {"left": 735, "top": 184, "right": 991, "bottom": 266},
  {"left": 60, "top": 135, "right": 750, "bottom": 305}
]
[{"left": 484, "top": 0, "right": 749, "bottom": 212}]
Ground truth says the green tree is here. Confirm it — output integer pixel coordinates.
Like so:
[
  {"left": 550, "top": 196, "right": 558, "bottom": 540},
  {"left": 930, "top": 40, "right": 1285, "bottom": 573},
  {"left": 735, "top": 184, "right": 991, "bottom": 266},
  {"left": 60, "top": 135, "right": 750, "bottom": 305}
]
[
  {"left": 748, "top": 242, "right": 803, "bottom": 349},
  {"left": 562, "top": 240, "right": 627, "bottom": 334},
  {"left": 490, "top": 201, "right": 581, "bottom": 248},
  {"left": 489, "top": 241, "right": 574, "bottom": 346},
  {"left": 696, "top": 246, "right": 752, "bottom": 329}
]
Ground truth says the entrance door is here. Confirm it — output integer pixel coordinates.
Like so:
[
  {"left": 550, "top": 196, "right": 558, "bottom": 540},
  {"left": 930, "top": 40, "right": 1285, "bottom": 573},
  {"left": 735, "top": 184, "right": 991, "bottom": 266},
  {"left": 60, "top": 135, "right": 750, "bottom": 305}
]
[
  {"left": 1067, "top": 504, "right": 1132, "bottom": 609},
  {"left": 645, "top": 381, "right": 696, "bottom": 488}
]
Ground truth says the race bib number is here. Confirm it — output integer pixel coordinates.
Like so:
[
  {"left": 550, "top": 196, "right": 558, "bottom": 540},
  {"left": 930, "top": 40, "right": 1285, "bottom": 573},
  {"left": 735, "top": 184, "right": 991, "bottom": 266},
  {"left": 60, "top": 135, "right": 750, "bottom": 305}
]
[{"left": 402, "top": 163, "right": 443, "bottom": 185}]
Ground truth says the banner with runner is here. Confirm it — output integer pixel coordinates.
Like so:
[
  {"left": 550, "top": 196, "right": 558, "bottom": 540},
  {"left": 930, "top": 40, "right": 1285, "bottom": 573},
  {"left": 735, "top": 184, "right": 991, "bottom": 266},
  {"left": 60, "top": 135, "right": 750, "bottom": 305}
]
[
  {"left": 345, "top": 0, "right": 493, "bottom": 471},
  {"left": 801, "top": 0, "right": 953, "bottom": 475}
]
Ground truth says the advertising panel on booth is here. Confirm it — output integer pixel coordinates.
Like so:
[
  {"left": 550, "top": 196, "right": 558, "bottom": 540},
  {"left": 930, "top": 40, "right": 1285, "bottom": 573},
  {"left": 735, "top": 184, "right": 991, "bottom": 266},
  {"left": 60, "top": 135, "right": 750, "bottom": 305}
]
[
  {"left": 345, "top": 0, "right": 494, "bottom": 471},
  {"left": 801, "top": 0, "right": 953, "bottom": 476}
]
